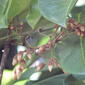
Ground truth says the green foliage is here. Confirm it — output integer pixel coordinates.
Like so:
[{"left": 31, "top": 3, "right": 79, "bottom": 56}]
[
  {"left": 55, "top": 33, "right": 85, "bottom": 73},
  {"left": 0, "top": 0, "right": 8, "bottom": 15},
  {"left": 38, "top": 0, "right": 78, "bottom": 27},
  {"left": 6, "top": 0, "right": 31, "bottom": 22},
  {"left": 0, "top": 0, "right": 85, "bottom": 85},
  {"left": 0, "top": 0, "right": 8, "bottom": 28},
  {"left": 26, "top": 0, "right": 41, "bottom": 29},
  {"left": 1, "top": 70, "right": 13, "bottom": 85},
  {"left": 25, "top": 31, "right": 50, "bottom": 47},
  {"left": 0, "top": 16, "right": 7, "bottom": 28}
]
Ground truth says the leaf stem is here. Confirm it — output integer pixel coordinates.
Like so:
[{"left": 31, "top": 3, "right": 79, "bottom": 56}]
[{"left": 80, "top": 37, "right": 85, "bottom": 65}]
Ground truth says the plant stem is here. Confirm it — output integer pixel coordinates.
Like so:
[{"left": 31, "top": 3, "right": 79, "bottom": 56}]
[{"left": 0, "top": 41, "right": 10, "bottom": 81}]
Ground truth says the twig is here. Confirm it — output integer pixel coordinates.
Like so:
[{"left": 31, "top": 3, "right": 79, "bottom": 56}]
[{"left": 0, "top": 30, "right": 33, "bottom": 41}]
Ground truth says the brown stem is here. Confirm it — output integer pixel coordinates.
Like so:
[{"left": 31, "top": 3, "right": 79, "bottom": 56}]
[{"left": 0, "top": 41, "right": 10, "bottom": 80}]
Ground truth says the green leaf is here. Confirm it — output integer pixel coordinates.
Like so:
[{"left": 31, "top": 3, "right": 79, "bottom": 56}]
[
  {"left": 5, "top": 0, "right": 31, "bottom": 22},
  {"left": 0, "top": 16, "right": 8, "bottom": 28},
  {"left": 25, "top": 31, "right": 50, "bottom": 48},
  {"left": 36, "top": 68, "right": 63, "bottom": 81},
  {"left": 27, "top": 0, "right": 41, "bottom": 29},
  {"left": 17, "top": 68, "right": 35, "bottom": 81},
  {"left": 11, "top": 68, "right": 35, "bottom": 85},
  {"left": 26, "top": 74, "right": 68, "bottom": 85},
  {"left": 13, "top": 80, "right": 28, "bottom": 85},
  {"left": 39, "top": 0, "right": 78, "bottom": 27},
  {"left": 55, "top": 33, "right": 85, "bottom": 73},
  {"left": 65, "top": 75, "right": 85, "bottom": 85},
  {"left": 0, "top": 0, "right": 8, "bottom": 16},
  {"left": 0, "top": 0, "right": 8, "bottom": 28},
  {"left": 73, "top": 74, "right": 85, "bottom": 80},
  {"left": 14, "top": 68, "right": 63, "bottom": 85},
  {"left": 28, "top": 74, "right": 84, "bottom": 85},
  {"left": 36, "top": 17, "right": 54, "bottom": 29},
  {"left": 37, "top": 36, "right": 50, "bottom": 46},
  {"left": 1, "top": 70, "right": 14, "bottom": 85}
]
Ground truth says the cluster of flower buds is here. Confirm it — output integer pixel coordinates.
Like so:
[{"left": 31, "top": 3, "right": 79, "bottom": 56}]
[
  {"left": 12, "top": 49, "right": 33, "bottom": 66},
  {"left": 12, "top": 49, "right": 33, "bottom": 79},
  {"left": 48, "top": 57, "right": 60, "bottom": 72},
  {"left": 30, "top": 57, "right": 45, "bottom": 71},
  {"left": 68, "top": 18, "right": 85, "bottom": 37},
  {"left": 13, "top": 65, "right": 25, "bottom": 80},
  {"left": 12, "top": 51, "right": 25, "bottom": 66},
  {"left": 8, "top": 22, "right": 24, "bottom": 30},
  {"left": 35, "top": 41, "right": 53, "bottom": 55},
  {"left": 36, "top": 63, "right": 45, "bottom": 71},
  {"left": 12, "top": 35, "right": 63, "bottom": 79}
]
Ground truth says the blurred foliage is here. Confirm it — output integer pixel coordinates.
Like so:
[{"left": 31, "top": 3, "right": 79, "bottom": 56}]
[{"left": 0, "top": 0, "right": 85, "bottom": 85}]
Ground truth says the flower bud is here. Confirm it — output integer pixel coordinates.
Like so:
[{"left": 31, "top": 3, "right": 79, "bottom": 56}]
[
  {"left": 48, "top": 64, "right": 53, "bottom": 72},
  {"left": 12, "top": 57, "right": 18, "bottom": 66},
  {"left": 36, "top": 63, "right": 45, "bottom": 71}
]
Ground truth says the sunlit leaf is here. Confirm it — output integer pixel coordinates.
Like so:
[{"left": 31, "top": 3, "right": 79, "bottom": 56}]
[{"left": 27, "top": 0, "right": 41, "bottom": 29}]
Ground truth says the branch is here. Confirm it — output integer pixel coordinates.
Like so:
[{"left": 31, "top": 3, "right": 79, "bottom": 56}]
[{"left": 0, "top": 41, "right": 10, "bottom": 81}]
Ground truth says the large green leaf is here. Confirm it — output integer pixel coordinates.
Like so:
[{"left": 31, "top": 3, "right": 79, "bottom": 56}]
[
  {"left": 24, "top": 74, "right": 85, "bottom": 85},
  {"left": 0, "top": 0, "right": 8, "bottom": 16},
  {"left": 5, "top": 0, "right": 31, "bottom": 22},
  {"left": 39, "top": 0, "right": 78, "bottom": 27},
  {"left": 55, "top": 33, "right": 85, "bottom": 73},
  {"left": 27, "top": 0, "right": 41, "bottom": 29},
  {"left": 14, "top": 74, "right": 85, "bottom": 85},
  {"left": 0, "top": 0, "right": 8, "bottom": 28},
  {"left": 34, "top": 75, "right": 85, "bottom": 85},
  {"left": 13, "top": 68, "right": 63, "bottom": 85},
  {"left": 26, "top": 74, "right": 67, "bottom": 85}
]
